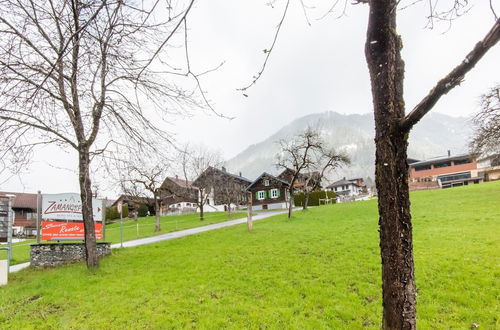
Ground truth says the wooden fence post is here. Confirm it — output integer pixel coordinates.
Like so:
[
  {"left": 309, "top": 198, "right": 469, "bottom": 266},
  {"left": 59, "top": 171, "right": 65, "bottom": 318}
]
[{"left": 247, "top": 191, "right": 253, "bottom": 232}]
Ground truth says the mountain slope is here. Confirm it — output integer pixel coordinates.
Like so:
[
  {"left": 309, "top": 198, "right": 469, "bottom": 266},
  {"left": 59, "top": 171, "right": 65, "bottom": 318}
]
[{"left": 226, "top": 111, "right": 471, "bottom": 181}]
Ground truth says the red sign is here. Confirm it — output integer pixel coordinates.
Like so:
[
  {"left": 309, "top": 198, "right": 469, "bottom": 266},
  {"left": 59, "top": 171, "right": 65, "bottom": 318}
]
[{"left": 41, "top": 221, "right": 102, "bottom": 241}]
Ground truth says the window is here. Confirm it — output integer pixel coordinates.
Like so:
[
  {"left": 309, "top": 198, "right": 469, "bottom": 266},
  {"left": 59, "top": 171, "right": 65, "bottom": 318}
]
[
  {"left": 434, "top": 161, "right": 451, "bottom": 168},
  {"left": 270, "top": 189, "right": 279, "bottom": 198},
  {"left": 415, "top": 165, "right": 431, "bottom": 171},
  {"left": 263, "top": 179, "right": 270, "bottom": 186},
  {"left": 454, "top": 158, "right": 471, "bottom": 165},
  {"left": 438, "top": 172, "right": 471, "bottom": 183},
  {"left": 257, "top": 191, "right": 266, "bottom": 200}
]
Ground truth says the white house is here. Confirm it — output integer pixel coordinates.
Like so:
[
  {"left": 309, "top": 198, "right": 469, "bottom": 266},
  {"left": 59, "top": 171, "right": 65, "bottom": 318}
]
[{"left": 326, "top": 178, "right": 366, "bottom": 197}]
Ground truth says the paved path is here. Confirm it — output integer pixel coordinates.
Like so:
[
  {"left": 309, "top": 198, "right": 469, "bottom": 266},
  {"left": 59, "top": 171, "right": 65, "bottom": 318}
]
[{"left": 9, "top": 209, "right": 290, "bottom": 273}]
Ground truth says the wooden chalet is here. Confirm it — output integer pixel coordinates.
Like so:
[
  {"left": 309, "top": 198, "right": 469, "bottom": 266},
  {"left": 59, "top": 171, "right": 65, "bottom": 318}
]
[
  {"left": 193, "top": 166, "right": 251, "bottom": 212},
  {"left": 159, "top": 176, "right": 198, "bottom": 214},
  {"left": 112, "top": 195, "right": 155, "bottom": 215},
  {"left": 277, "top": 168, "right": 321, "bottom": 192},
  {"left": 246, "top": 173, "right": 290, "bottom": 210}
]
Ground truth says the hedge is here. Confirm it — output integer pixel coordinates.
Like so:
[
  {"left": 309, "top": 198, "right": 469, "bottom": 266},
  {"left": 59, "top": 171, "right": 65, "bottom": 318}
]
[
  {"left": 105, "top": 203, "right": 129, "bottom": 222},
  {"left": 293, "top": 190, "right": 336, "bottom": 207}
]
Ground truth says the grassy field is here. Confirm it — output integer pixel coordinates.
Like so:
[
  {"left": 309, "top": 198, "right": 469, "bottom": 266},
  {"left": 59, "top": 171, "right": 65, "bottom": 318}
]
[
  {"left": 8, "top": 211, "right": 246, "bottom": 265},
  {"left": 1, "top": 182, "right": 499, "bottom": 329}
]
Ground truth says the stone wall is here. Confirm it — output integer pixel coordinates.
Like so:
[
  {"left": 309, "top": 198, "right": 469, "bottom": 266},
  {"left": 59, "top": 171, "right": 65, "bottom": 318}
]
[{"left": 30, "top": 242, "right": 111, "bottom": 268}]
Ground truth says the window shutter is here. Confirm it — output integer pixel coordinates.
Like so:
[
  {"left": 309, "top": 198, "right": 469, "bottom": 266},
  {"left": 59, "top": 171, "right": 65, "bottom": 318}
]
[
  {"left": 277, "top": 189, "right": 281, "bottom": 197},
  {"left": 255, "top": 191, "right": 258, "bottom": 200}
]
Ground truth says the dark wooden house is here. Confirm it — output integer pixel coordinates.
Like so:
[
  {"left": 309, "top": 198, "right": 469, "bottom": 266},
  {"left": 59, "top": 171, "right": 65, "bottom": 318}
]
[
  {"left": 159, "top": 176, "right": 198, "bottom": 214},
  {"left": 193, "top": 166, "right": 251, "bottom": 211},
  {"left": 246, "top": 172, "right": 290, "bottom": 210},
  {"left": 277, "top": 168, "right": 321, "bottom": 192}
]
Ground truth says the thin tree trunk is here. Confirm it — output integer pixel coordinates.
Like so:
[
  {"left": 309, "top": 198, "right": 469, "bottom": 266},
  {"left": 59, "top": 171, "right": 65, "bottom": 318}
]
[
  {"left": 365, "top": 2, "right": 416, "bottom": 328},
  {"left": 287, "top": 187, "right": 294, "bottom": 218},
  {"left": 154, "top": 192, "right": 160, "bottom": 232},
  {"left": 303, "top": 190, "right": 310, "bottom": 210},
  {"left": 78, "top": 147, "right": 98, "bottom": 268},
  {"left": 199, "top": 189, "right": 204, "bottom": 221}
]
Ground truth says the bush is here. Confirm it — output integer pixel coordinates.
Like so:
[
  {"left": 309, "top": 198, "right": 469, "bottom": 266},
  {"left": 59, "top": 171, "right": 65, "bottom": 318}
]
[
  {"left": 122, "top": 203, "right": 129, "bottom": 218},
  {"left": 137, "top": 204, "right": 149, "bottom": 217},
  {"left": 105, "top": 203, "right": 130, "bottom": 222},
  {"left": 294, "top": 190, "right": 336, "bottom": 207}
]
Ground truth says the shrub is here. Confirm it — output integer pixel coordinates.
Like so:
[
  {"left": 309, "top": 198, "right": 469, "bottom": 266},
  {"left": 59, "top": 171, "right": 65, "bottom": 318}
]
[
  {"left": 105, "top": 203, "right": 130, "bottom": 222},
  {"left": 106, "top": 206, "right": 119, "bottom": 222},
  {"left": 137, "top": 204, "right": 149, "bottom": 217},
  {"left": 294, "top": 190, "right": 336, "bottom": 207}
]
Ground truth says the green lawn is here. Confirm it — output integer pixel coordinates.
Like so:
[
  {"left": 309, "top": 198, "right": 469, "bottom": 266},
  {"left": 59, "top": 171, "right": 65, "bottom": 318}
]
[
  {"left": 9, "top": 211, "right": 246, "bottom": 265},
  {"left": 1, "top": 182, "right": 499, "bottom": 329}
]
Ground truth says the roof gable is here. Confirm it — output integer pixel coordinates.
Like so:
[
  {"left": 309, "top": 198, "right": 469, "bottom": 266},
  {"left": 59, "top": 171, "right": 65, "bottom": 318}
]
[{"left": 246, "top": 172, "right": 290, "bottom": 190}]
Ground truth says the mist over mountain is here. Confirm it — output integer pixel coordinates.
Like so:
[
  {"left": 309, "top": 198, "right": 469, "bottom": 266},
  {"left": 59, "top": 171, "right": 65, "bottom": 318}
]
[{"left": 226, "top": 111, "right": 471, "bottom": 182}]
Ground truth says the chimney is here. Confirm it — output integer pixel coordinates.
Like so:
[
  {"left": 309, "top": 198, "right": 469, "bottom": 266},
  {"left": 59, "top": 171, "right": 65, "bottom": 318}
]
[
  {"left": 222, "top": 166, "right": 226, "bottom": 172},
  {"left": 239, "top": 172, "right": 242, "bottom": 177},
  {"left": 447, "top": 150, "right": 451, "bottom": 157}
]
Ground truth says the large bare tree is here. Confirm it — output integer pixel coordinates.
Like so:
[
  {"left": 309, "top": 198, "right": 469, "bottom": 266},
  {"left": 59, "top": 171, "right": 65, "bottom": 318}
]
[
  {"left": 116, "top": 154, "right": 170, "bottom": 232},
  {"left": 178, "top": 144, "right": 223, "bottom": 221},
  {"left": 247, "top": 1, "right": 500, "bottom": 328},
  {"left": 0, "top": 0, "right": 206, "bottom": 268},
  {"left": 470, "top": 84, "right": 500, "bottom": 156},
  {"left": 277, "top": 126, "right": 349, "bottom": 216}
]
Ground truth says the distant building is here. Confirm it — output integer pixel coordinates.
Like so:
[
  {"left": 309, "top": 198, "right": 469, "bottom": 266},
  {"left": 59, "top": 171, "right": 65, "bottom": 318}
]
[
  {"left": 193, "top": 166, "right": 252, "bottom": 212},
  {"left": 277, "top": 168, "right": 321, "bottom": 192},
  {"left": 326, "top": 178, "right": 366, "bottom": 197},
  {"left": 409, "top": 153, "right": 483, "bottom": 189},
  {"left": 246, "top": 172, "right": 291, "bottom": 210},
  {"left": 159, "top": 176, "right": 198, "bottom": 214},
  {"left": 476, "top": 154, "right": 500, "bottom": 182},
  {"left": 111, "top": 195, "right": 155, "bottom": 215},
  {"left": 0, "top": 191, "right": 37, "bottom": 236}
]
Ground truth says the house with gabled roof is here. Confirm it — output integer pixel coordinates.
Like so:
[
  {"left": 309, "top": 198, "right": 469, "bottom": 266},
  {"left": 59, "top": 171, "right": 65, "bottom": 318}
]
[
  {"left": 246, "top": 172, "right": 291, "bottom": 210},
  {"left": 277, "top": 168, "right": 321, "bottom": 192},
  {"left": 159, "top": 176, "right": 198, "bottom": 214},
  {"left": 326, "top": 177, "right": 366, "bottom": 197},
  {"left": 193, "top": 166, "right": 252, "bottom": 212}
]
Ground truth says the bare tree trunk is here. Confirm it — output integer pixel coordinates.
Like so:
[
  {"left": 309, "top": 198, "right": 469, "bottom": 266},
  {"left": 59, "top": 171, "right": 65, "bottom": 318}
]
[
  {"left": 154, "top": 192, "right": 161, "bottom": 232},
  {"left": 78, "top": 147, "right": 98, "bottom": 268},
  {"left": 287, "top": 188, "right": 294, "bottom": 218},
  {"left": 199, "top": 189, "right": 205, "bottom": 221},
  {"left": 365, "top": 2, "right": 416, "bottom": 328},
  {"left": 303, "top": 190, "right": 310, "bottom": 210}
]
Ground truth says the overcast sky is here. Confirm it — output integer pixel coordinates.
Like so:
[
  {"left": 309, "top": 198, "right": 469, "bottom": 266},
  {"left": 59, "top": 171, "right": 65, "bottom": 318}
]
[{"left": 1, "top": 0, "right": 499, "bottom": 197}]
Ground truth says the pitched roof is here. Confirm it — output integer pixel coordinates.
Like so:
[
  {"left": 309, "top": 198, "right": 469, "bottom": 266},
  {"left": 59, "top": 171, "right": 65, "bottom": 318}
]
[
  {"left": 0, "top": 191, "right": 37, "bottom": 209},
  {"left": 246, "top": 172, "right": 290, "bottom": 190},
  {"left": 164, "top": 176, "right": 197, "bottom": 189},
  {"left": 327, "top": 179, "right": 357, "bottom": 188},
  {"left": 409, "top": 153, "right": 473, "bottom": 167},
  {"left": 194, "top": 166, "right": 252, "bottom": 186}
]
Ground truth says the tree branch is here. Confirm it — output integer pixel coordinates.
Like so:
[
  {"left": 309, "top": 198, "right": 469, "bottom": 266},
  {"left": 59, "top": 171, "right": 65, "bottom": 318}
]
[{"left": 400, "top": 19, "right": 500, "bottom": 132}]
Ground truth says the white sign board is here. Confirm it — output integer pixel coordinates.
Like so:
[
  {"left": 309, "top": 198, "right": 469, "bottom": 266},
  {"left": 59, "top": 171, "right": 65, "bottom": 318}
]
[{"left": 42, "top": 193, "right": 103, "bottom": 222}]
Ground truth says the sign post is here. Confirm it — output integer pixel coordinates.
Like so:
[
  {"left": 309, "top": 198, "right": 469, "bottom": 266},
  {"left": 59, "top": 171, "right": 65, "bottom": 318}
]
[
  {"left": 36, "top": 191, "right": 41, "bottom": 243},
  {"left": 117, "top": 201, "right": 123, "bottom": 248},
  {"left": 6, "top": 195, "right": 14, "bottom": 266},
  {"left": 0, "top": 195, "right": 13, "bottom": 286}
]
